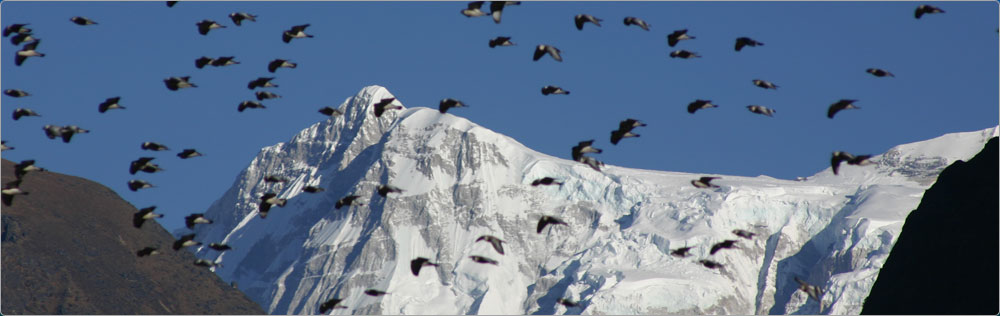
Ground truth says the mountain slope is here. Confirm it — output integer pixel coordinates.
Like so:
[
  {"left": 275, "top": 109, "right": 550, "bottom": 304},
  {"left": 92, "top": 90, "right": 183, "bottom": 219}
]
[
  {"left": 191, "top": 85, "right": 998, "bottom": 315},
  {"left": 1, "top": 159, "right": 264, "bottom": 315}
]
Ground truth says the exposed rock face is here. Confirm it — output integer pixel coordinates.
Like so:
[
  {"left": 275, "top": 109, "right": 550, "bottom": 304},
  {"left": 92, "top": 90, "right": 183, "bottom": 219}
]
[{"left": 1, "top": 159, "right": 265, "bottom": 315}]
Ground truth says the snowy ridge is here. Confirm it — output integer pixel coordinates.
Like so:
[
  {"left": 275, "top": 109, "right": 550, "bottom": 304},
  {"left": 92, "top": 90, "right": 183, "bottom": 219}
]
[{"left": 192, "top": 85, "right": 996, "bottom": 315}]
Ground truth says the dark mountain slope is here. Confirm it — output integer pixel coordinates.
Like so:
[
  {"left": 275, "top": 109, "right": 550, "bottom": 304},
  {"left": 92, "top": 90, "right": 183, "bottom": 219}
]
[{"left": 1, "top": 159, "right": 264, "bottom": 314}]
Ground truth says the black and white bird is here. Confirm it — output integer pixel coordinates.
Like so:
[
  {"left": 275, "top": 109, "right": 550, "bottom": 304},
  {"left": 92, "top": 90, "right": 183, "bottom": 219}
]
[
  {"left": 747, "top": 105, "right": 776, "bottom": 117},
  {"left": 489, "top": 1, "right": 521, "bottom": 24},
  {"left": 533, "top": 44, "right": 562, "bottom": 62},
  {"left": 259, "top": 192, "right": 287, "bottom": 218},
  {"left": 734, "top": 37, "right": 764, "bottom": 51},
  {"left": 541, "top": 85, "right": 570, "bottom": 95},
  {"left": 335, "top": 195, "right": 364, "bottom": 209},
  {"left": 687, "top": 99, "right": 717, "bottom": 114},
  {"left": 752, "top": 79, "right": 778, "bottom": 90},
  {"left": 42, "top": 125, "right": 63, "bottom": 140},
  {"left": 166, "top": 1, "right": 177, "bottom": 7},
  {"left": 164, "top": 76, "right": 196, "bottom": 91},
  {"left": 43, "top": 125, "right": 89, "bottom": 143},
  {"left": 574, "top": 14, "right": 602, "bottom": 30},
  {"left": 866, "top": 68, "right": 895, "bottom": 77},
  {"left": 732, "top": 229, "right": 756, "bottom": 240},
  {"left": 98, "top": 96, "right": 125, "bottom": 113},
  {"left": 256, "top": 91, "right": 281, "bottom": 101},
  {"left": 531, "top": 177, "right": 563, "bottom": 187},
  {"left": 12, "top": 108, "right": 41, "bottom": 120},
  {"left": 475, "top": 235, "right": 505, "bottom": 255},
  {"left": 1, "top": 179, "right": 28, "bottom": 207},
  {"left": 1, "top": 141, "right": 12, "bottom": 151},
  {"left": 578, "top": 156, "right": 605, "bottom": 172},
  {"left": 209, "top": 56, "right": 239, "bottom": 67},
  {"left": 537, "top": 215, "right": 568, "bottom": 234},
  {"left": 698, "top": 259, "right": 723, "bottom": 269},
  {"left": 623, "top": 16, "right": 650, "bottom": 31},
  {"left": 14, "top": 159, "right": 45, "bottom": 180},
  {"left": 556, "top": 298, "right": 580, "bottom": 307},
  {"left": 373, "top": 97, "right": 402, "bottom": 117},
  {"left": 282, "top": 24, "right": 313, "bottom": 43},
  {"left": 208, "top": 243, "right": 232, "bottom": 251},
  {"left": 915, "top": 4, "right": 945, "bottom": 19},
  {"left": 11, "top": 33, "right": 35, "bottom": 46},
  {"left": 794, "top": 276, "right": 824, "bottom": 304},
  {"left": 667, "top": 29, "right": 695, "bottom": 47},
  {"left": 264, "top": 175, "right": 288, "bottom": 183},
  {"left": 177, "top": 149, "right": 203, "bottom": 159},
  {"left": 136, "top": 247, "right": 160, "bottom": 257},
  {"left": 193, "top": 259, "right": 221, "bottom": 268},
  {"left": 229, "top": 12, "right": 257, "bottom": 26},
  {"left": 830, "top": 151, "right": 873, "bottom": 175},
  {"left": 439, "top": 98, "right": 468, "bottom": 114},
  {"left": 267, "top": 59, "right": 297, "bottom": 73},
  {"left": 133, "top": 206, "right": 163, "bottom": 228},
  {"left": 469, "top": 255, "right": 499, "bottom": 265},
  {"left": 128, "top": 179, "right": 155, "bottom": 191},
  {"left": 3, "top": 23, "right": 31, "bottom": 37},
  {"left": 364, "top": 289, "right": 389, "bottom": 297},
  {"left": 302, "top": 186, "right": 325, "bottom": 193},
  {"left": 15, "top": 39, "right": 44, "bottom": 66},
  {"left": 669, "top": 50, "right": 700, "bottom": 59},
  {"left": 318, "top": 107, "right": 343, "bottom": 117},
  {"left": 710, "top": 239, "right": 738, "bottom": 255},
  {"left": 691, "top": 176, "right": 720, "bottom": 188},
  {"left": 247, "top": 77, "right": 277, "bottom": 90},
  {"left": 571, "top": 140, "right": 602, "bottom": 161},
  {"left": 377, "top": 184, "right": 404, "bottom": 197},
  {"left": 129, "top": 157, "right": 163, "bottom": 175},
  {"left": 827, "top": 99, "right": 860, "bottom": 119},
  {"left": 70, "top": 16, "right": 97, "bottom": 25},
  {"left": 610, "top": 118, "right": 646, "bottom": 145},
  {"left": 410, "top": 257, "right": 439, "bottom": 276},
  {"left": 185, "top": 213, "right": 213, "bottom": 229},
  {"left": 196, "top": 20, "right": 225, "bottom": 35},
  {"left": 238, "top": 100, "right": 266, "bottom": 112},
  {"left": 488, "top": 36, "right": 515, "bottom": 48},
  {"left": 4, "top": 89, "right": 30, "bottom": 97},
  {"left": 318, "top": 298, "right": 348, "bottom": 313},
  {"left": 670, "top": 246, "right": 693, "bottom": 258},
  {"left": 461, "top": 1, "right": 489, "bottom": 17}
]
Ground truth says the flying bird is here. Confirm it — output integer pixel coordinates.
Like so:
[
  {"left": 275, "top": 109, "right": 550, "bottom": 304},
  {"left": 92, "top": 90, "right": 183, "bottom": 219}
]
[
  {"left": 794, "top": 276, "right": 824, "bottom": 303},
  {"left": 669, "top": 50, "right": 700, "bottom": 59},
  {"left": 264, "top": 175, "right": 289, "bottom": 183},
  {"left": 752, "top": 79, "right": 778, "bottom": 90},
  {"left": 4, "top": 89, "right": 30, "bottom": 97},
  {"left": 533, "top": 44, "right": 562, "bottom": 62},
  {"left": 541, "top": 85, "right": 570, "bottom": 95},
  {"left": 177, "top": 149, "right": 203, "bottom": 159},
  {"left": 698, "top": 259, "right": 723, "bottom": 269},
  {"left": 556, "top": 298, "right": 580, "bottom": 307},
  {"left": 746, "top": 105, "right": 776, "bottom": 117},
  {"left": 196, "top": 20, "right": 225, "bottom": 35},
  {"left": 193, "top": 259, "right": 221, "bottom": 268},
  {"left": 14, "top": 159, "right": 45, "bottom": 180},
  {"left": 687, "top": 99, "right": 718, "bottom": 114},
  {"left": 302, "top": 186, "right": 325, "bottom": 193},
  {"left": 827, "top": 99, "right": 860, "bottom": 119},
  {"left": 439, "top": 98, "right": 468, "bottom": 114},
  {"left": 136, "top": 247, "right": 160, "bottom": 257},
  {"left": 98, "top": 96, "right": 125, "bottom": 113},
  {"left": 229, "top": 12, "right": 257, "bottom": 26},
  {"left": 537, "top": 215, "right": 568, "bottom": 234},
  {"left": 373, "top": 97, "right": 402, "bottom": 117},
  {"left": 1, "top": 180, "right": 28, "bottom": 206},
  {"left": 475, "top": 235, "right": 505, "bottom": 255},
  {"left": 710, "top": 239, "right": 738, "bottom": 255},
  {"left": 282, "top": 24, "right": 313, "bottom": 43},
  {"left": 129, "top": 157, "right": 163, "bottom": 175},
  {"left": 489, "top": 1, "right": 521, "bottom": 24},
  {"left": 128, "top": 179, "right": 154, "bottom": 192},
  {"left": 469, "top": 255, "right": 499, "bottom": 265},
  {"left": 247, "top": 77, "right": 277, "bottom": 90},
  {"left": 667, "top": 29, "right": 695, "bottom": 47},
  {"left": 318, "top": 107, "right": 343, "bottom": 117},
  {"left": 164, "top": 76, "right": 196, "bottom": 91},
  {"left": 488, "top": 36, "right": 515, "bottom": 48},
  {"left": 364, "top": 289, "right": 390, "bottom": 296},
  {"left": 185, "top": 213, "right": 213, "bottom": 229},
  {"left": 691, "top": 176, "right": 720, "bottom": 188},
  {"left": 410, "top": 257, "right": 439, "bottom": 276},
  {"left": 43, "top": 125, "right": 88, "bottom": 143},
  {"left": 259, "top": 192, "right": 287, "bottom": 218},
  {"left": 209, "top": 56, "right": 239, "bottom": 67},
  {"left": 610, "top": 119, "right": 646, "bottom": 145},
  {"left": 319, "top": 298, "right": 348, "bottom": 313},
  {"left": 830, "top": 151, "right": 873, "bottom": 175},
  {"left": 335, "top": 195, "right": 363, "bottom": 209},
  {"left": 461, "top": 1, "right": 489, "bottom": 17},
  {"left": 3, "top": 23, "right": 31, "bottom": 37},
  {"left": 732, "top": 229, "right": 756, "bottom": 240},
  {"left": 238, "top": 100, "right": 266, "bottom": 112},
  {"left": 866, "top": 68, "right": 895, "bottom": 77},
  {"left": 670, "top": 246, "right": 693, "bottom": 258},
  {"left": 623, "top": 16, "right": 650, "bottom": 31},
  {"left": 915, "top": 4, "right": 944, "bottom": 19},
  {"left": 133, "top": 206, "right": 163, "bottom": 228},
  {"left": 1, "top": 141, "right": 12, "bottom": 151},
  {"left": 574, "top": 14, "right": 602, "bottom": 30},
  {"left": 256, "top": 91, "right": 281, "bottom": 101},
  {"left": 166, "top": 1, "right": 177, "bottom": 7},
  {"left": 208, "top": 243, "right": 232, "bottom": 251},
  {"left": 15, "top": 39, "right": 44, "bottom": 66},
  {"left": 267, "top": 59, "right": 297, "bottom": 73},
  {"left": 11, "top": 33, "right": 35, "bottom": 45},
  {"left": 531, "top": 177, "right": 563, "bottom": 187},
  {"left": 734, "top": 37, "right": 764, "bottom": 51},
  {"left": 578, "top": 156, "right": 605, "bottom": 172},
  {"left": 571, "top": 140, "right": 602, "bottom": 161},
  {"left": 610, "top": 129, "right": 639, "bottom": 145},
  {"left": 70, "top": 16, "right": 98, "bottom": 25},
  {"left": 195, "top": 56, "right": 213, "bottom": 69},
  {"left": 377, "top": 184, "right": 404, "bottom": 197},
  {"left": 12, "top": 108, "right": 41, "bottom": 120}
]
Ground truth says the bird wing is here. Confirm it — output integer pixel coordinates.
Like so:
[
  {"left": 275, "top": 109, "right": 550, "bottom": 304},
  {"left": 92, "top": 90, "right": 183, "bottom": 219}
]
[
  {"left": 533, "top": 46, "right": 545, "bottom": 61},
  {"left": 547, "top": 46, "right": 562, "bottom": 62},
  {"left": 468, "top": 1, "right": 484, "bottom": 9},
  {"left": 490, "top": 238, "right": 505, "bottom": 255},
  {"left": 575, "top": 16, "right": 584, "bottom": 30}
]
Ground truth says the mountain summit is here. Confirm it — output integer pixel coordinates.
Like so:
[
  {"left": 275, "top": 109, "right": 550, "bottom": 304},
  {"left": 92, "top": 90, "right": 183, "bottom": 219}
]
[{"left": 191, "top": 85, "right": 998, "bottom": 314}]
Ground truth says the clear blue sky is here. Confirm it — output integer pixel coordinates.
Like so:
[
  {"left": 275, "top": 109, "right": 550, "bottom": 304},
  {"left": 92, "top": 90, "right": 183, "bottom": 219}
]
[{"left": 2, "top": 1, "right": 997, "bottom": 232}]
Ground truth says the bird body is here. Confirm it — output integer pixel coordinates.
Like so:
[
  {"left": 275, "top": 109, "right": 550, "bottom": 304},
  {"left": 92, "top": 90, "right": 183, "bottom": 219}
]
[
  {"left": 13, "top": 108, "right": 41, "bottom": 120},
  {"left": 533, "top": 44, "right": 562, "bottom": 62},
  {"left": 335, "top": 195, "right": 363, "bottom": 209},
  {"left": 732, "top": 229, "right": 756, "bottom": 240},
  {"left": 537, "top": 215, "right": 568, "bottom": 233},
  {"left": 915, "top": 4, "right": 945, "bottom": 19},
  {"left": 574, "top": 14, "right": 602, "bottom": 30},
  {"left": 185, "top": 213, "right": 213, "bottom": 229},
  {"left": 208, "top": 243, "right": 232, "bottom": 251},
  {"left": 866, "top": 68, "right": 895, "bottom": 77},
  {"left": 475, "top": 235, "right": 505, "bottom": 255},
  {"left": 14, "top": 160, "right": 45, "bottom": 180},
  {"left": 556, "top": 298, "right": 580, "bottom": 307},
  {"left": 3, "top": 23, "right": 31, "bottom": 37},
  {"left": 229, "top": 12, "right": 257, "bottom": 26},
  {"left": 177, "top": 149, "right": 203, "bottom": 159},
  {"left": 410, "top": 257, "right": 439, "bottom": 276},
  {"left": 164, "top": 76, "right": 196, "bottom": 91},
  {"left": 99, "top": 96, "right": 125, "bottom": 113},
  {"left": 302, "top": 186, "right": 325, "bottom": 193},
  {"left": 247, "top": 77, "right": 277, "bottom": 90},
  {"left": 318, "top": 107, "right": 343, "bottom": 117},
  {"left": 747, "top": 105, "right": 776, "bottom": 117},
  {"left": 488, "top": 36, "right": 515, "bottom": 48},
  {"left": 691, "top": 176, "right": 720, "bottom": 188},
  {"left": 11, "top": 33, "right": 35, "bottom": 45},
  {"left": 133, "top": 206, "right": 163, "bottom": 228},
  {"left": 259, "top": 192, "right": 287, "bottom": 218},
  {"left": 489, "top": 1, "right": 521, "bottom": 24},
  {"left": 268, "top": 59, "right": 297, "bottom": 73},
  {"left": 364, "top": 289, "right": 389, "bottom": 296},
  {"left": 373, "top": 97, "right": 402, "bottom": 117},
  {"left": 255, "top": 91, "right": 281, "bottom": 101},
  {"left": 735, "top": 37, "right": 764, "bottom": 51},
  {"left": 698, "top": 259, "right": 723, "bottom": 269},
  {"left": 531, "top": 177, "right": 563, "bottom": 187},
  {"left": 1, "top": 180, "right": 28, "bottom": 206},
  {"left": 129, "top": 157, "right": 163, "bottom": 175},
  {"left": 136, "top": 247, "right": 160, "bottom": 257},
  {"left": 461, "top": 1, "right": 489, "bottom": 17},
  {"left": 283, "top": 24, "right": 313, "bottom": 43},
  {"left": 571, "top": 140, "right": 602, "bottom": 161},
  {"left": 687, "top": 99, "right": 717, "bottom": 113},
  {"left": 610, "top": 130, "right": 639, "bottom": 145},
  {"left": 667, "top": 29, "right": 695, "bottom": 47},
  {"left": 831, "top": 151, "right": 873, "bottom": 175},
  {"left": 469, "top": 255, "right": 499, "bottom": 265},
  {"left": 128, "top": 179, "right": 154, "bottom": 191},
  {"left": 541, "top": 85, "right": 570, "bottom": 95},
  {"left": 752, "top": 79, "right": 778, "bottom": 90},
  {"left": 623, "top": 16, "right": 650, "bottom": 31},
  {"left": 196, "top": 20, "right": 225, "bottom": 35},
  {"left": 670, "top": 246, "right": 693, "bottom": 258},
  {"left": 710, "top": 239, "right": 738, "bottom": 254},
  {"left": 209, "top": 56, "right": 239, "bottom": 67},
  {"left": 827, "top": 99, "right": 860, "bottom": 118},
  {"left": 669, "top": 50, "right": 700, "bottom": 59},
  {"left": 238, "top": 100, "right": 266, "bottom": 112},
  {"left": 4, "top": 89, "right": 30, "bottom": 97},
  {"left": 439, "top": 98, "right": 468, "bottom": 114},
  {"left": 70, "top": 16, "right": 98, "bottom": 25},
  {"left": 15, "top": 40, "right": 44, "bottom": 66},
  {"left": 193, "top": 259, "right": 221, "bottom": 268},
  {"left": 377, "top": 184, "right": 404, "bottom": 197}
]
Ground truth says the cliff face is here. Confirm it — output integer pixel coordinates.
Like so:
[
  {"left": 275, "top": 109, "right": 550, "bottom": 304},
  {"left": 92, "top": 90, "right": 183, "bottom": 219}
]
[
  {"left": 861, "top": 137, "right": 998, "bottom": 315},
  {"left": 1, "top": 159, "right": 264, "bottom": 315}
]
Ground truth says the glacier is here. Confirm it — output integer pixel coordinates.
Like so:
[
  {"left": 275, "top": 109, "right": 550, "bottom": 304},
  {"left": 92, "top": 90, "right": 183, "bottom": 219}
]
[{"left": 190, "top": 85, "right": 998, "bottom": 315}]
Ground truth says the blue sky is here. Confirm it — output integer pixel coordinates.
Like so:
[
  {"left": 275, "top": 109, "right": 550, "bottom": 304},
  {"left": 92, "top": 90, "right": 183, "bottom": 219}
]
[{"left": 2, "top": 1, "right": 997, "bottom": 232}]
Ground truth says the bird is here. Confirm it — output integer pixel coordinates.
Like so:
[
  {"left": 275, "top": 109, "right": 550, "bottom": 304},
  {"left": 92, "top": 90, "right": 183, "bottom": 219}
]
[
  {"left": 193, "top": 259, "right": 221, "bottom": 268},
  {"left": 541, "top": 85, "right": 570, "bottom": 95},
  {"left": 133, "top": 206, "right": 163, "bottom": 228},
  {"left": 335, "top": 195, "right": 363, "bottom": 209},
  {"left": 373, "top": 97, "right": 402, "bottom": 117},
  {"left": 488, "top": 36, "right": 515, "bottom": 48},
  {"left": 469, "top": 255, "right": 499, "bottom": 265},
  {"left": 827, "top": 99, "right": 860, "bottom": 119},
  {"left": 691, "top": 176, "right": 720, "bottom": 188},
  {"left": 831, "top": 151, "right": 854, "bottom": 175},
  {"left": 461, "top": 1, "right": 489, "bottom": 17},
  {"left": 670, "top": 246, "right": 693, "bottom": 258},
  {"left": 623, "top": 16, "right": 650, "bottom": 31},
  {"left": 578, "top": 156, "right": 605, "bottom": 172},
  {"left": 42, "top": 125, "right": 63, "bottom": 140},
  {"left": 256, "top": 91, "right": 281, "bottom": 101},
  {"left": 267, "top": 59, "right": 297, "bottom": 73},
  {"left": 247, "top": 77, "right": 277, "bottom": 90},
  {"left": 556, "top": 298, "right": 580, "bottom": 307},
  {"left": 574, "top": 14, "right": 602, "bottom": 30},
  {"left": 667, "top": 29, "right": 695, "bottom": 47},
  {"left": 318, "top": 107, "right": 343, "bottom": 117},
  {"left": 747, "top": 105, "right": 776, "bottom": 117},
  {"left": 698, "top": 259, "right": 723, "bottom": 269},
  {"left": 15, "top": 39, "right": 44, "bottom": 66},
  {"left": 3, "top": 23, "right": 31, "bottom": 37},
  {"left": 196, "top": 20, "right": 225, "bottom": 35},
  {"left": 537, "top": 215, "right": 568, "bottom": 234},
  {"left": 734, "top": 37, "right": 764, "bottom": 51},
  {"left": 229, "top": 12, "right": 257, "bottom": 26},
  {"left": 364, "top": 289, "right": 389, "bottom": 296},
  {"left": 669, "top": 50, "right": 700, "bottom": 59},
  {"left": 411, "top": 257, "right": 440, "bottom": 276},
  {"left": 1, "top": 179, "right": 28, "bottom": 206},
  {"left": 489, "top": 1, "right": 521, "bottom": 24},
  {"left": 185, "top": 213, "right": 213, "bottom": 229},
  {"left": 282, "top": 24, "right": 313, "bottom": 43},
  {"left": 166, "top": 1, "right": 177, "bottom": 7},
  {"left": 794, "top": 276, "right": 824, "bottom": 303},
  {"left": 752, "top": 79, "right": 778, "bottom": 90},
  {"left": 571, "top": 140, "right": 602, "bottom": 161},
  {"left": 264, "top": 175, "right": 288, "bottom": 183},
  {"left": 129, "top": 157, "right": 163, "bottom": 175},
  {"left": 710, "top": 239, "right": 738, "bottom": 255},
  {"left": 533, "top": 44, "right": 562, "bottom": 62},
  {"left": 11, "top": 33, "right": 35, "bottom": 46},
  {"left": 732, "top": 229, "right": 756, "bottom": 240},
  {"left": 4, "top": 89, "right": 30, "bottom": 97},
  {"left": 164, "top": 76, "right": 196, "bottom": 91},
  {"left": 136, "top": 247, "right": 160, "bottom": 257},
  {"left": 531, "top": 177, "right": 563, "bottom": 187},
  {"left": 141, "top": 142, "right": 168, "bottom": 151},
  {"left": 439, "top": 98, "right": 468, "bottom": 114},
  {"left": 14, "top": 160, "right": 45, "bottom": 180},
  {"left": 866, "top": 68, "right": 895, "bottom": 77},
  {"left": 128, "top": 179, "right": 154, "bottom": 191},
  {"left": 915, "top": 4, "right": 945, "bottom": 19},
  {"left": 208, "top": 243, "right": 232, "bottom": 251},
  {"left": 98, "top": 96, "right": 125, "bottom": 113},
  {"left": 475, "top": 235, "right": 505, "bottom": 255},
  {"left": 43, "top": 125, "right": 88, "bottom": 143},
  {"left": 209, "top": 56, "right": 239, "bottom": 67},
  {"left": 238, "top": 101, "right": 266, "bottom": 112},
  {"left": 70, "top": 16, "right": 97, "bottom": 25},
  {"left": 610, "top": 129, "right": 639, "bottom": 145},
  {"left": 377, "top": 185, "right": 404, "bottom": 197},
  {"left": 1, "top": 141, "right": 12, "bottom": 151},
  {"left": 259, "top": 192, "right": 287, "bottom": 218},
  {"left": 611, "top": 119, "right": 647, "bottom": 145},
  {"left": 12, "top": 108, "right": 41, "bottom": 120},
  {"left": 302, "top": 186, "right": 325, "bottom": 193},
  {"left": 687, "top": 99, "right": 718, "bottom": 114},
  {"left": 318, "top": 298, "right": 348, "bottom": 313},
  {"left": 177, "top": 149, "right": 203, "bottom": 159}
]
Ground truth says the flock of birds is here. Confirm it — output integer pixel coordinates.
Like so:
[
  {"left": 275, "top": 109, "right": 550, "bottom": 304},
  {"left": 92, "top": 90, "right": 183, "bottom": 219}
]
[{"left": 0, "top": 1, "right": 956, "bottom": 314}]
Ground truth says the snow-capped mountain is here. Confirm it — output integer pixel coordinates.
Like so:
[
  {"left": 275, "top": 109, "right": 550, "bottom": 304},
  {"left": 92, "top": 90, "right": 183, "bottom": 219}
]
[{"left": 191, "top": 85, "right": 998, "bottom": 315}]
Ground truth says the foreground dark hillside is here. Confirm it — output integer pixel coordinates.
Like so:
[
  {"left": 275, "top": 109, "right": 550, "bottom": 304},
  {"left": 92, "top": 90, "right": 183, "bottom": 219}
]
[
  {"left": 862, "top": 137, "right": 998, "bottom": 314},
  {"left": 1, "top": 159, "right": 264, "bottom": 314}
]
